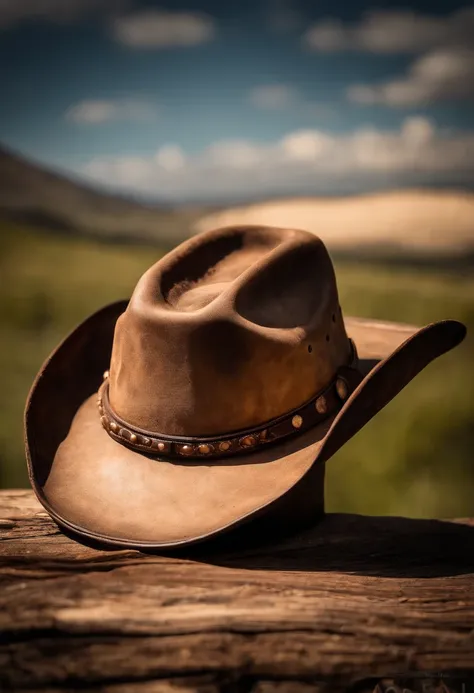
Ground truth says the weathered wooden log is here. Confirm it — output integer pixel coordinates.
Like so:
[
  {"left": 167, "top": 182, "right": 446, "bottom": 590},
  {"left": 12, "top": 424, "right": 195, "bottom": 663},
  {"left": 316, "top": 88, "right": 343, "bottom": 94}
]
[{"left": 1, "top": 490, "right": 474, "bottom": 692}]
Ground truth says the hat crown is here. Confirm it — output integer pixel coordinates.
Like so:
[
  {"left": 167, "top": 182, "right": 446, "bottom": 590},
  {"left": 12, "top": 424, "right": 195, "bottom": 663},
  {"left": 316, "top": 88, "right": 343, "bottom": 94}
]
[{"left": 108, "top": 225, "right": 352, "bottom": 436}]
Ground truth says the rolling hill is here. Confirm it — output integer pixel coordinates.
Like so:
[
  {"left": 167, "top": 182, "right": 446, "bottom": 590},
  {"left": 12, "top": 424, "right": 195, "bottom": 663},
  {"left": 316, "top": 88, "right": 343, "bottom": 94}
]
[
  {"left": 2, "top": 144, "right": 474, "bottom": 263},
  {"left": 0, "top": 145, "right": 205, "bottom": 247},
  {"left": 195, "top": 190, "right": 474, "bottom": 262}
]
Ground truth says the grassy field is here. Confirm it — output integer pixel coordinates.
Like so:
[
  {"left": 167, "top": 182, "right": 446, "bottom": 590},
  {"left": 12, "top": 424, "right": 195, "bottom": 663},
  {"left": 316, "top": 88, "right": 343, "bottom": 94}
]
[{"left": 1, "top": 218, "right": 473, "bottom": 518}]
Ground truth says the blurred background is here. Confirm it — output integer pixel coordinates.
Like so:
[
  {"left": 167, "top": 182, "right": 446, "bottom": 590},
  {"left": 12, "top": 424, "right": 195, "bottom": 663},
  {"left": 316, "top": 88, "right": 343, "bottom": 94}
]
[{"left": 1, "top": 0, "right": 473, "bottom": 517}]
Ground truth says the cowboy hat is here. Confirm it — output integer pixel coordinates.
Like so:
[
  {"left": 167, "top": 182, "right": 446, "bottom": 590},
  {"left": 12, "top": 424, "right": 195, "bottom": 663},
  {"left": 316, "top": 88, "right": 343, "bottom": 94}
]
[{"left": 25, "top": 225, "right": 466, "bottom": 548}]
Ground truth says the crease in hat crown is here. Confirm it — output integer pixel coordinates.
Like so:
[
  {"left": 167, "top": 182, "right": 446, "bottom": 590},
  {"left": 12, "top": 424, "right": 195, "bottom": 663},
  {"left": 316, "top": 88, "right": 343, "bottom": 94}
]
[{"left": 106, "top": 225, "right": 354, "bottom": 439}]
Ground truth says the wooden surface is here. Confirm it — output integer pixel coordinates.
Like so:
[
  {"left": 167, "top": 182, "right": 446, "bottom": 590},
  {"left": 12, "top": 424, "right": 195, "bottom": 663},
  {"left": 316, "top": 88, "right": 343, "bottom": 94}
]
[{"left": 1, "top": 489, "right": 474, "bottom": 692}]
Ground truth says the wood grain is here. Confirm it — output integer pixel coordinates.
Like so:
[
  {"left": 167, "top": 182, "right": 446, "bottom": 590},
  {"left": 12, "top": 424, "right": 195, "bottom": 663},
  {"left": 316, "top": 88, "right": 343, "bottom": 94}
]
[{"left": 1, "top": 490, "right": 474, "bottom": 692}]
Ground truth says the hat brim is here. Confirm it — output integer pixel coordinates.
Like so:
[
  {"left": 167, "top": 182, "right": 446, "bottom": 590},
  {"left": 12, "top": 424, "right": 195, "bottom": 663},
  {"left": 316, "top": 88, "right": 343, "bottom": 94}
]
[{"left": 25, "top": 301, "right": 465, "bottom": 548}]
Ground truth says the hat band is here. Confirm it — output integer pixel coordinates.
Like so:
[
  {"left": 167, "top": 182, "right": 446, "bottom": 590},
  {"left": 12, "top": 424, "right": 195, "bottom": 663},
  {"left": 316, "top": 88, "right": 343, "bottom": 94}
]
[{"left": 97, "top": 341, "right": 362, "bottom": 461}]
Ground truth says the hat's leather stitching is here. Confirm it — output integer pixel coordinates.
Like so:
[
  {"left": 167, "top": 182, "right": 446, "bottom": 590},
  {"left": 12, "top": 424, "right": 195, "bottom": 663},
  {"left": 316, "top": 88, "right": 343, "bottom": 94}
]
[{"left": 97, "top": 339, "right": 362, "bottom": 461}]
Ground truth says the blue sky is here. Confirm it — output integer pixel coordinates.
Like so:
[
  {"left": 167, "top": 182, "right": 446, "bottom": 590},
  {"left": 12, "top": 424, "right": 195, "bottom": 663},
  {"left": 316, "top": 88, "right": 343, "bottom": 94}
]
[{"left": 1, "top": 0, "right": 474, "bottom": 201}]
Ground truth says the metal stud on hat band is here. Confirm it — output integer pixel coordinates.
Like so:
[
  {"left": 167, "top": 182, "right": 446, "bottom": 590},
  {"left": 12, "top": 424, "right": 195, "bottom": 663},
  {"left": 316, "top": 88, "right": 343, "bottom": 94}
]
[{"left": 98, "top": 340, "right": 362, "bottom": 461}]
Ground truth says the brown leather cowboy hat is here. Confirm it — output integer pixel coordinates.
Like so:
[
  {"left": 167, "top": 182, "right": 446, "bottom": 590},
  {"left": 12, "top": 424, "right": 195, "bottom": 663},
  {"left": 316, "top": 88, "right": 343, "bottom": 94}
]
[{"left": 25, "top": 225, "right": 466, "bottom": 548}]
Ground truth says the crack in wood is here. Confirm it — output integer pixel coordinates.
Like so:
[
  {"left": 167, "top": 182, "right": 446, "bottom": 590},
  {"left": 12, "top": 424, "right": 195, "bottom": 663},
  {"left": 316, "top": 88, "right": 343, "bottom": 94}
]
[{"left": 0, "top": 491, "right": 473, "bottom": 692}]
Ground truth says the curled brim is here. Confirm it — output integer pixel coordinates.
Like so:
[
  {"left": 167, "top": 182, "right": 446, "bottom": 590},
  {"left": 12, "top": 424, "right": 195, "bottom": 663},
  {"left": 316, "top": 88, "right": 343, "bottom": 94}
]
[{"left": 25, "top": 301, "right": 465, "bottom": 548}]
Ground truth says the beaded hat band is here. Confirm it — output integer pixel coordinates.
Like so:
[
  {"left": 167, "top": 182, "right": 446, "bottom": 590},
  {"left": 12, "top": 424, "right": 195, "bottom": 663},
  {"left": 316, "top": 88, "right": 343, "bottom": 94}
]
[{"left": 98, "top": 340, "right": 362, "bottom": 461}]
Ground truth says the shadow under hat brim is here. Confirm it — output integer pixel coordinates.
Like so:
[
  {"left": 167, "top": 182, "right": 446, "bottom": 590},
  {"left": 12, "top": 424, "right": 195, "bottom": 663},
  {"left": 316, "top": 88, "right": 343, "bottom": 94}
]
[{"left": 25, "top": 301, "right": 465, "bottom": 548}]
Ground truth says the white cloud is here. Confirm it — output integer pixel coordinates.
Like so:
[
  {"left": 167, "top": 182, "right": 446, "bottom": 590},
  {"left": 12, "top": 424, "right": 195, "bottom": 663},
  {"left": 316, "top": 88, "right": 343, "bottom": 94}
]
[
  {"left": 155, "top": 145, "right": 186, "bottom": 171},
  {"left": 206, "top": 140, "right": 265, "bottom": 169},
  {"left": 400, "top": 116, "right": 435, "bottom": 145},
  {"left": 66, "top": 99, "right": 158, "bottom": 125},
  {"left": 0, "top": 0, "right": 217, "bottom": 52},
  {"left": 348, "top": 48, "right": 474, "bottom": 106},
  {"left": 249, "top": 84, "right": 299, "bottom": 109},
  {"left": 303, "top": 6, "right": 474, "bottom": 54},
  {"left": 310, "top": 7, "right": 474, "bottom": 107},
  {"left": 81, "top": 117, "right": 474, "bottom": 200},
  {"left": 280, "top": 130, "right": 332, "bottom": 160},
  {"left": 0, "top": 0, "right": 127, "bottom": 28},
  {"left": 111, "top": 10, "right": 215, "bottom": 49}
]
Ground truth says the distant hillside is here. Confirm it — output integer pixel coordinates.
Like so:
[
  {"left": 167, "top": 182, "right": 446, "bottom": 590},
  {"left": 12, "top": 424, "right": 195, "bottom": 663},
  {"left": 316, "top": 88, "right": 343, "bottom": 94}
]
[
  {"left": 3, "top": 146, "right": 474, "bottom": 261},
  {"left": 0, "top": 146, "right": 206, "bottom": 246},
  {"left": 195, "top": 190, "right": 474, "bottom": 262}
]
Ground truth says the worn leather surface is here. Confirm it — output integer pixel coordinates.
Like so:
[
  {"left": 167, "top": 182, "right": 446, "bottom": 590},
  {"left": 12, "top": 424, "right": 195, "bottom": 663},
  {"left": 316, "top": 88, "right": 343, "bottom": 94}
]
[
  {"left": 42, "top": 396, "right": 332, "bottom": 545},
  {"left": 108, "top": 226, "right": 351, "bottom": 435},
  {"left": 98, "top": 362, "right": 363, "bottom": 459},
  {"left": 24, "top": 225, "right": 466, "bottom": 548}
]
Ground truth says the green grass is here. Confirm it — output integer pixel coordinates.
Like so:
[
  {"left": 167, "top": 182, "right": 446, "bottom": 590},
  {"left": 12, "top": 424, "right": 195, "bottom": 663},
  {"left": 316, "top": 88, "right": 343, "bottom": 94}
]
[
  {"left": 330, "top": 263, "right": 474, "bottom": 518},
  {"left": 0, "top": 221, "right": 161, "bottom": 489},
  {"left": 1, "top": 219, "right": 473, "bottom": 518}
]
